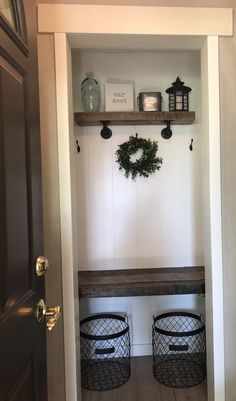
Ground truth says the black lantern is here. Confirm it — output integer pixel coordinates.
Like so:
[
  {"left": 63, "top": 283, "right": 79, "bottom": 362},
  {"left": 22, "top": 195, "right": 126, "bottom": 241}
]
[{"left": 166, "top": 77, "right": 191, "bottom": 112}]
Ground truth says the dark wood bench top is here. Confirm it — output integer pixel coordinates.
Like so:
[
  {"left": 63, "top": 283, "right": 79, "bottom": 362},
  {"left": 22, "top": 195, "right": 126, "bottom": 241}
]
[{"left": 78, "top": 266, "right": 205, "bottom": 298}]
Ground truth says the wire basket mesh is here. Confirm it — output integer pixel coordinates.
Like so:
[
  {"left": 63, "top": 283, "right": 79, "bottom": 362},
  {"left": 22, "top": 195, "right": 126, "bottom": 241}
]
[
  {"left": 80, "top": 313, "right": 131, "bottom": 391},
  {"left": 152, "top": 311, "right": 206, "bottom": 388}
]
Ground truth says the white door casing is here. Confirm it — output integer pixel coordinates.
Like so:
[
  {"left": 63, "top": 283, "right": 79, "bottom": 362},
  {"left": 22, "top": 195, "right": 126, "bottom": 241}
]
[{"left": 37, "top": 5, "right": 233, "bottom": 401}]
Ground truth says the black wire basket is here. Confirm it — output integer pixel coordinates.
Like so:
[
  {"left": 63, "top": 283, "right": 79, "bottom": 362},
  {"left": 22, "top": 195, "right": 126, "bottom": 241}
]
[
  {"left": 80, "top": 313, "right": 131, "bottom": 391},
  {"left": 152, "top": 311, "right": 206, "bottom": 388}
]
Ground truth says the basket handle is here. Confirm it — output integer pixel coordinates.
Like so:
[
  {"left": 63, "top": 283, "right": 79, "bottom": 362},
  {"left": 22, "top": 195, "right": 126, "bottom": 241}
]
[
  {"left": 95, "top": 346, "right": 115, "bottom": 355},
  {"left": 169, "top": 344, "right": 188, "bottom": 351}
]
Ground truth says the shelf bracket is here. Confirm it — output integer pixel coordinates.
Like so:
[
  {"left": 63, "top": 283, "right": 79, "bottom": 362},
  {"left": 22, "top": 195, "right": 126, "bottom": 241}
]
[
  {"left": 161, "top": 120, "right": 172, "bottom": 140},
  {"left": 100, "top": 121, "right": 112, "bottom": 139}
]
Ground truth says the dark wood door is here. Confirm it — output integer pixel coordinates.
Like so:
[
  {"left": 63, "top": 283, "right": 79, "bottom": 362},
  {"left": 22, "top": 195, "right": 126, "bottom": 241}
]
[{"left": 0, "top": 1, "right": 47, "bottom": 400}]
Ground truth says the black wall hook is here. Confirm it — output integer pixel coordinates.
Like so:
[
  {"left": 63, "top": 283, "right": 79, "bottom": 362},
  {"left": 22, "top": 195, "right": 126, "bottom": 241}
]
[
  {"left": 189, "top": 138, "right": 193, "bottom": 151},
  {"left": 100, "top": 121, "right": 112, "bottom": 139},
  {"left": 76, "top": 140, "right": 80, "bottom": 153},
  {"left": 161, "top": 121, "right": 172, "bottom": 139}
]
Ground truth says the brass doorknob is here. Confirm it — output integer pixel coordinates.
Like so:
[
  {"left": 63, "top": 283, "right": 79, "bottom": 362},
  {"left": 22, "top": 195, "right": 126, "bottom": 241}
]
[
  {"left": 35, "top": 299, "right": 61, "bottom": 331},
  {"left": 36, "top": 256, "right": 49, "bottom": 277}
]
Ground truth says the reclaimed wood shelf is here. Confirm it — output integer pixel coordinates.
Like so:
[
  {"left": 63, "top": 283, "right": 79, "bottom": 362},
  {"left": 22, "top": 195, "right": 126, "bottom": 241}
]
[
  {"left": 74, "top": 111, "right": 195, "bottom": 126},
  {"left": 78, "top": 266, "right": 205, "bottom": 298}
]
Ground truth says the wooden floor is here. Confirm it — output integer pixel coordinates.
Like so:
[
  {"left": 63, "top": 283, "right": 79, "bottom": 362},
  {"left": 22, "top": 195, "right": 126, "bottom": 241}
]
[{"left": 82, "top": 356, "right": 207, "bottom": 401}]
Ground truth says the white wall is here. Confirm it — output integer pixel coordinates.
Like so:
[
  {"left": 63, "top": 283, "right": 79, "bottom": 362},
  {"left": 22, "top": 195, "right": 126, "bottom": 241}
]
[{"left": 72, "top": 50, "right": 203, "bottom": 271}]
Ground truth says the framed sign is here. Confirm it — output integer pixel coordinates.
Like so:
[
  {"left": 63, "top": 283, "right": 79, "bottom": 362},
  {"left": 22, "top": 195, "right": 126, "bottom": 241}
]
[{"left": 105, "top": 83, "right": 134, "bottom": 112}]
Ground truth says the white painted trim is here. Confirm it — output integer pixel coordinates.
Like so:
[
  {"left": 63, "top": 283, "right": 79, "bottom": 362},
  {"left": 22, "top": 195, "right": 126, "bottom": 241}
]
[
  {"left": 132, "top": 343, "right": 152, "bottom": 357},
  {"left": 54, "top": 33, "right": 78, "bottom": 401},
  {"left": 38, "top": 4, "right": 232, "bottom": 37},
  {"left": 42, "top": 7, "right": 228, "bottom": 401},
  {"left": 207, "top": 36, "right": 225, "bottom": 401},
  {"left": 37, "top": 33, "right": 66, "bottom": 401},
  {"left": 201, "top": 36, "right": 225, "bottom": 401}
]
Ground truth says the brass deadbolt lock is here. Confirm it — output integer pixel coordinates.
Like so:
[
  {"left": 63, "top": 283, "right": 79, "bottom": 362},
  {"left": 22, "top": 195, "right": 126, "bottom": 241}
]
[{"left": 36, "top": 256, "right": 49, "bottom": 277}]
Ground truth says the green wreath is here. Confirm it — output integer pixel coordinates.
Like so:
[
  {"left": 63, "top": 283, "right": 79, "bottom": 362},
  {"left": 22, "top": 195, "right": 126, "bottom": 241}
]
[{"left": 116, "top": 135, "right": 163, "bottom": 180}]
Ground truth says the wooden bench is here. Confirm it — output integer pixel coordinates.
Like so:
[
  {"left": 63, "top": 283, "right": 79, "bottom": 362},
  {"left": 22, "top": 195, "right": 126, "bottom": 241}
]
[{"left": 78, "top": 266, "right": 205, "bottom": 298}]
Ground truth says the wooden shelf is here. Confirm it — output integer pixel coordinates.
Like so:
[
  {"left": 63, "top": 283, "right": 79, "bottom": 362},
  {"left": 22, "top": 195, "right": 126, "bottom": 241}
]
[
  {"left": 74, "top": 111, "right": 195, "bottom": 126},
  {"left": 78, "top": 266, "right": 205, "bottom": 298}
]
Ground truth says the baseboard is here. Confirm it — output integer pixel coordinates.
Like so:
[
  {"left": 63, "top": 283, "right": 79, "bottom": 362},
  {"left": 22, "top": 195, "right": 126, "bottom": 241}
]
[{"left": 131, "top": 343, "right": 152, "bottom": 357}]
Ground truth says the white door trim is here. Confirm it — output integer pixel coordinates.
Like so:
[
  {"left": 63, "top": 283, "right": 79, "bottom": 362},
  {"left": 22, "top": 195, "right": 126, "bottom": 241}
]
[
  {"left": 54, "top": 33, "right": 79, "bottom": 401},
  {"left": 38, "top": 4, "right": 232, "bottom": 36},
  {"left": 201, "top": 36, "right": 225, "bottom": 401},
  {"left": 37, "top": 6, "right": 231, "bottom": 401}
]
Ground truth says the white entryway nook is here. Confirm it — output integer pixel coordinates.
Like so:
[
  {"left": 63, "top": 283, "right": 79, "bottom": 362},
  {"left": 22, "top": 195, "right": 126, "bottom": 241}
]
[{"left": 37, "top": 5, "right": 233, "bottom": 401}]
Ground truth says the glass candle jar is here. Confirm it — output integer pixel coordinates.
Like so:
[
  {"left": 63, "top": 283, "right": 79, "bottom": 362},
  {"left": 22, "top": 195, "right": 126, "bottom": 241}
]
[{"left": 81, "top": 72, "right": 101, "bottom": 112}]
